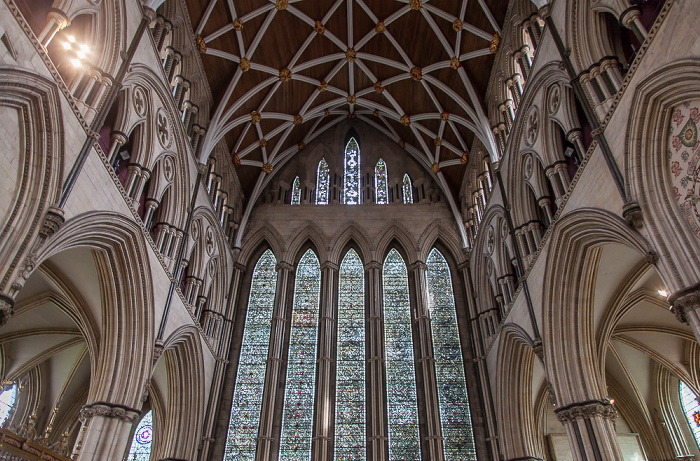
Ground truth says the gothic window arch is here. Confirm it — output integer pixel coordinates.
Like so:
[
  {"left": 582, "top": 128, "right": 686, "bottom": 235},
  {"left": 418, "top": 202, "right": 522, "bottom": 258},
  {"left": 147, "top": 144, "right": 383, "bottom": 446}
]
[
  {"left": 225, "top": 249, "right": 277, "bottom": 459},
  {"left": 0, "top": 383, "right": 17, "bottom": 426},
  {"left": 291, "top": 176, "right": 301, "bottom": 205},
  {"left": 375, "top": 159, "right": 388, "bottom": 204},
  {"left": 426, "top": 248, "right": 475, "bottom": 459},
  {"left": 403, "top": 174, "right": 413, "bottom": 204},
  {"left": 680, "top": 381, "right": 700, "bottom": 448},
  {"left": 335, "top": 248, "right": 366, "bottom": 459},
  {"left": 316, "top": 158, "right": 330, "bottom": 205},
  {"left": 279, "top": 249, "right": 321, "bottom": 460},
  {"left": 126, "top": 410, "right": 153, "bottom": 461},
  {"left": 344, "top": 138, "right": 361, "bottom": 204},
  {"left": 383, "top": 249, "right": 420, "bottom": 459}
]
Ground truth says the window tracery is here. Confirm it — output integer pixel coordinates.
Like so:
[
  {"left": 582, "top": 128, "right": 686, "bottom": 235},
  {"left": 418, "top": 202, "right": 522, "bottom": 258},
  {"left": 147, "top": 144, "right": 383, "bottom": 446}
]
[
  {"left": 343, "top": 138, "right": 361, "bottom": 205},
  {"left": 375, "top": 159, "right": 388, "bottom": 204},
  {"left": 279, "top": 249, "right": 321, "bottom": 460},
  {"left": 126, "top": 410, "right": 153, "bottom": 461},
  {"left": 680, "top": 381, "right": 700, "bottom": 448},
  {"left": 335, "top": 249, "right": 366, "bottom": 460},
  {"left": 291, "top": 176, "right": 301, "bottom": 205},
  {"left": 225, "top": 250, "right": 277, "bottom": 460},
  {"left": 0, "top": 384, "right": 17, "bottom": 426},
  {"left": 403, "top": 174, "right": 413, "bottom": 204},
  {"left": 316, "top": 159, "right": 330, "bottom": 205}
]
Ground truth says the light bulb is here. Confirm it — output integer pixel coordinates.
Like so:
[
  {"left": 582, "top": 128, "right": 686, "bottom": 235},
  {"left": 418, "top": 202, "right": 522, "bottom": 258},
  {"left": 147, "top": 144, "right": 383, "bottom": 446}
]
[
  {"left": 657, "top": 289, "right": 668, "bottom": 297},
  {"left": 71, "top": 59, "right": 82, "bottom": 67},
  {"left": 62, "top": 42, "right": 71, "bottom": 50},
  {"left": 80, "top": 44, "right": 89, "bottom": 53},
  {"left": 67, "top": 35, "right": 76, "bottom": 43},
  {"left": 77, "top": 51, "right": 86, "bottom": 59}
]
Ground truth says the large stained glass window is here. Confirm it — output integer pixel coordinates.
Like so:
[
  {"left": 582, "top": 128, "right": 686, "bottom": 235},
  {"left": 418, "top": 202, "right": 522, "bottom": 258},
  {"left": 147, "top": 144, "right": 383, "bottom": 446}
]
[
  {"left": 225, "top": 250, "right": 277, "bottom": 460},
  {"left": 127, "top": 410, "right": 153, "bottom": 461},
  {"left": 426, "top": 249, "right": 475, "bottom": 460},
  {"left": 0, "top": 384, "right": 17, "bottom": 426},
  {"left": 343, "top": 138, "right": 361, "bottom": 205},
  {"left": 279, "top": 250, "right": 321, "bottom": 460},
  {"left": 316, "top": 159, "right": 330, "bottom": 205},
  {"left": 383, "top": 249, "right": 420, "bottom": 460},
  {"left": 335, "top": 249, "right": 365, "bottom": 460},
  {"left": 291, "top": 176, "right": 301, "bottom": 205},
  {"left": 375, "top": 159, "right": 388, "bottom": 204},
  {"left": 403, "top": 174, "right": 413, "bottom": 204},
  {"left": 680, "top": 381, "right": 700, "bottom": 448}
]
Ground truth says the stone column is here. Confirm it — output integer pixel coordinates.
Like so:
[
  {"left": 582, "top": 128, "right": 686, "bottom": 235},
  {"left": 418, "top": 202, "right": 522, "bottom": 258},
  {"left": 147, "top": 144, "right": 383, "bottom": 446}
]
[
  {"left": 554, "top": 401, "right": 623, "bottom": 461},
  {"left": 408, "top": 261, "right": 445, "bottom": 461},
  {"left": 620, "top": 8, "right": 648, "bottom": 44},
  {"left": 108, "top": 131, "right": 127, "bottom": 164},
  {"left": 74, "top": 403, "right": 140, "bottom": 461},
  {"left": 256, "top": 261, "right": 295, "bottom": 461},
  {"left": 538, "top": 197, "right": 554, "bottom": 224},
  {"left": 311, "top": 262, "right": 339, "bottom": 461},
  {"left": 567, "top": 129, "right": 586, "bottom": 163},
  {"left": 151, "top": 16, "right": 166, "bottom": 46},
  {"left": 671, "top": 287, "right": 700, "bottom": 345},
  {"left": 38, "top": 11, "right": 69, "bottom": 47},
  {"left": 364, "top": 261, "right": 388, "bottom": 461}
]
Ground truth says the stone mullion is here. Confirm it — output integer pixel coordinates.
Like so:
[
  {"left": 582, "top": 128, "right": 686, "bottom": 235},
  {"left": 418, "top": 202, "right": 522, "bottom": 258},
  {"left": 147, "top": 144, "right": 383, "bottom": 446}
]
[
  {"left": 409, "top": 262, "right": 444, "bottom": 461},
  {"left": 311, "top": 262, "right": 339, "bottom": 461},
  {"left": 555, "top": 402, "right": 623, "bottom": 461},
  {"left": 256, "top": 262, "right": 295, "bottom": 461},
  {"left": 365, "top": 261, "right": 388, "bottom": 461}
]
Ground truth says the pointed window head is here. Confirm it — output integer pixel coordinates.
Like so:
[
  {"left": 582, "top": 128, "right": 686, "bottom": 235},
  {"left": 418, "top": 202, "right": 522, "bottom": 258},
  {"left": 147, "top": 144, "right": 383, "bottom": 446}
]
[
  {"left": 316, "top": 159, "right": 330, "bottom": 205},
  {"left": 344, "top": 138, "right": 361, "bottom": 205},
  {"left": 291, "top": 176, "right": 301, "bottom": 205},
  {"left": 403, "top": 174, "right": 413, "bottom": 204},
  {"left": 375, "top": 159, "right": 388, "bottom": 204}
]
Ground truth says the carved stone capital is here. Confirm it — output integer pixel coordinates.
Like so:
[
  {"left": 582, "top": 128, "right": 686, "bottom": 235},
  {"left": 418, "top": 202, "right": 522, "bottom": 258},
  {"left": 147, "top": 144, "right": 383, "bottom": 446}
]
[
  {"left": 276, "top": 261, "right": 294, "bottom": 273},
  {"left": 622, "top": 201, "right": 643, "bottom": 229},
  {"left": 555, "top": 400, "right": 616, "bottom": 423},
  {"left": 39, "top": 206, "right": 65, "bottom": 240},
  {"left": 320, "top": 261, "right": 339, "bottom": 272},
  {"left": 408, "top": 261, "right": 428, "bottom": 272},
  {"left": 153, "top": 340, "right": 164, "bottom": 364},
  {"left": 670, "top": 286, "right": 700, "bottom": 324},
  {"left": 0, "top": 293, "right": 14, "bottom": 326},
  {"left": 79, "top": 402, "right": 140, "bottom": 424},
  {"left": 364, "top": 261, "right": 382, "bottom": 271}
]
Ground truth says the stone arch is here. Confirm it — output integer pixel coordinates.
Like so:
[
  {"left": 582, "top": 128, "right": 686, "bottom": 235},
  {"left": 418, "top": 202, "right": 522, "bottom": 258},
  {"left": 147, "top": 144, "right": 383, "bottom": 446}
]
[
  {"left": 285, "top": 222, "right": 329, "bottom": 265},
  {"left": 374, "top": 223, "right": 418, "bottom": 266},
  {"left": 625, "top": 60, "right": 700, "bottom": 293},
  {"left": 543, "top": 208, "right": 651, "bottom": 406},
  {"left": 239, "top": 222, "right": 285, "bottom": 269},
  {"left": 328, "top": 222, "right": 373, "bottom": 266},
  {"left": 417, "top": 220, "right": 464, "bottom": 264},
  {"left": 0, "top": 68, "right": 64, "bottom": 308}
]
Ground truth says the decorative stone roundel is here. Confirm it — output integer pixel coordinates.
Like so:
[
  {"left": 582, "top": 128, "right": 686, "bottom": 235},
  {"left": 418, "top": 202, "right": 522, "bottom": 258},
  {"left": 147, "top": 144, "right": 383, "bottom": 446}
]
[
  {"left": 547, "top": 84, "right": 561, "bottom": 116},
  {"left": 132, "top": 85, "right": 148, "bottom": 117},
  {"left": 208, "top": 258, "right": 217, "bottom": 277},
  {"left": 668, "top": 100, "right": 700, "bottom": 239},
  {"left": 501, "top": 219, "right": 509, "bottom": 239},
  {"left": 163, "top": 156, "right": 174, "bottom": 182},
  {"left": 523, "top": 153, "right": 534, "bottom": 180},
  {"left": 206, "top": 227, "right": 215, "bottom": 255},
  {"left": 524, "top": 107, "right": 539, "bottom": 147},
  {"left": 156, "top": 108, "right": 171, "bottom": 149},
  {"left": 485, "top": 226, "right": 495, "bottom": 255}
]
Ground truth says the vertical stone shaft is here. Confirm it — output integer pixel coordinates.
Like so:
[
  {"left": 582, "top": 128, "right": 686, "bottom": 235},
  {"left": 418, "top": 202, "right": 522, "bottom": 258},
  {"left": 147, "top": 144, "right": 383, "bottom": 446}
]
[
  {"left": 409, "top": 261, "right": 445, "bottom": 461},
  {"left": 311, "top": 262, "right": 339, "bottom": 461},
  {"left": 365, "top": 261, "right": 388, "bottom": 461},
  {"left": 555, "top": 402, "right": 623, "bottom": 461},
  {"left": 256, "top": 262, "right": 294, "bottom": 461}
]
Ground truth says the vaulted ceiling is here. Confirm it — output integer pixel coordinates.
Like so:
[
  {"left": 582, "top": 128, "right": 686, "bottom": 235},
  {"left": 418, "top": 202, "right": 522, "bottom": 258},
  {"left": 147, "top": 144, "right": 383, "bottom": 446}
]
[{"left": 186, "top": 0, "right": 507, "bottom": 200}]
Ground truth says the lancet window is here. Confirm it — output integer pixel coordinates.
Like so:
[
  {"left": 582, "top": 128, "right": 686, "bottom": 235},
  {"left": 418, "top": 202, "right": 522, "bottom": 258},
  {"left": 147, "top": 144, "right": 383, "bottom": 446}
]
[
  {"left": 316, "top": 159, "right": 330, "bottom": 205},
  {"left": 343, "top": 138, "right": 361, "bottom": 204},
  {"left": 291, "top": 176, "right": 301, "bottom": 205},
  {"left": 0, "top": 384, "right": 17, "bottom": 426},
  {"left": 403, "top": 174, "right": 414, "bottom": 204},
  {"left": 375, "top": 159, "right": 388, "bottom": 204},
  {"left": 126, "top": 410, "right": 153, "bottom": 461},
  {"left": 680, "top": 381, "right": 700, "bottom": 448}
]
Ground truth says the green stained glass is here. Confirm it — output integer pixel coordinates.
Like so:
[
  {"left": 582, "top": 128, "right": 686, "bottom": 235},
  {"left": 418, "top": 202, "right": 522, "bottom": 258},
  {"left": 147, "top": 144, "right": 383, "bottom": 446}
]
[
  {"left": 335, "top": 249, "right": 365, "bottom": 460},
  {"left": 225, "top": 250, "right": 277, "bottom": 461},
  {"left": 383, "top": 249, "right": 420, "bottom": 460},
  {"left": 280, "top": 250, "right": 321, "bottom": 461},
  {"left": 426, "top": 249, "right": 475, "bottom": 460}
]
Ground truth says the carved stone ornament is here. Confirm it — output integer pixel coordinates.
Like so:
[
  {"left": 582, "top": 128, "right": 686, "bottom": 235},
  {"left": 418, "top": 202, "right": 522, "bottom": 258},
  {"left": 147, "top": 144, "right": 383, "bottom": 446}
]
[
  {"left": 431, "top": 163, "right": 440, "bottom": 174},
  {"left": 524, "top": 107, "right": 539, "bottom": 147},
  {"left": 671, "top": 288, "right": 700, "bottom": 324},
  {"left": 318, "top": 80, "right": 327, "bottom": 92},
  {"left": 250, "top": 110, "right": 261, "bottom": 124},
  {"left": 233, "top": 18, "right": 243, "bottom": 31},
  {"left": 231, "top": 152, "right": 240, "bottom": 165},
  {"left": 547, "top": 84, "right": 561, "bottom": 116},
  {"left": 490, "top": 32, "right": 501, "bottom": 53},
  {"left": 453, "top": 19, "right": 463, "bottom": 31},
  {"left": 195, "top": 34, "right": 206, "bottom": 53},
  {"left": 205, "top": 227, "right": 215, "bottom": 255},
  {"left": 434, "top": 138, "right": 442, "bottom": 146},
  {"left": 461, "top": 152, "right": 469, "bottom": 165},
  {"left": 410, "top": 66, "right": 422, "bottom": 81},
  {"left": 163, "top": 156, "right": 174, "bottom": 182},
  {"left": 0, "top": 293, "right": 14, "bottom": 326},
  {"left": 345, "top": 47, "right": 356, "bottom": 62},
  {"left": 156, "top": 108, "right": 171, "bottom": 149},
  {"left": 373, "top": 109, "right": 379, "bottom": 117},
  {"left": 347, "top": 94, "right": 356, "bottom": 105},
  {"left": 262, "top": 163, "right": 273, "bottom": 173},
  {"left": 259, "top": 138, "right": 267, "bottom": 147},
  {"left": 298, "top": 142, "right": 305, "bottom": 150},
  {"left": 523, "top": 153, "right": 534, "bottom": 180},
  {"left": 375, "top": 21, "right": 386, "bottom": 33},
  {"left": 79, "top": 403, "right": 140, "bottom": 424},
  {"left": 239, "top": 57, "right": 250, "bottom": 72},
  {"left": 39, "top": 206, "right": 65, "bottom": 239},
  {"left": 501, "top": 219, "right": 509, "bottom": 239},
  {"left": 410, "top": 0, "right": 422, "bottom": 10},
  {"left": 555, "top": 401, "right": 616, "bottom": 424},
  {"left": 622, "top": 200, "right": 643, "bottom": 228},
  {"left": 450, "top": 56, "right": 460, "bottom": 70},
  {"left": 398, "top": 140, "right": 405, "bottom": 149},
  {"left": 400, "top": 114, "right": 411, "bottom": 126},
  {"left": 314, "top": 20, "right": 325, "bottom": 34},
  {"left": 293, "top": 114, "right": 303, "bottom": 125},
  {"left": 132, "top": 85, "right": 148, "bottom": 117},
  {"left": 275, "top": 0, "right": 288, "bottom": 10},
  {"left": 279, "top": 67, "right": 292, "bottom": 82},
  {"left": 485, "top": 226, "right": 495, "bottom": 254},
  {"left": 374, "top": 81, "right": 384, "bottom": 93},
  {"left": 440, "top": 111, "right": 449, "bottom": 121}
]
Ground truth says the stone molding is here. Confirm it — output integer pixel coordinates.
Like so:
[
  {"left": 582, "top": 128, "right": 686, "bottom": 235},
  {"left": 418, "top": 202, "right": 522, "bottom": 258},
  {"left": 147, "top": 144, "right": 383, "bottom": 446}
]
[
  {"left": 79, "top": 402, "right": 141, "bottom": 424},
  {"left": 670, "top": 285, "right": 700, "bottom": 324},
  {"left": 0, "top": 293, "right": 14, "bottom": 326},
  {"left": 554, "top": 401, "right": 616, "bottom": 423}
]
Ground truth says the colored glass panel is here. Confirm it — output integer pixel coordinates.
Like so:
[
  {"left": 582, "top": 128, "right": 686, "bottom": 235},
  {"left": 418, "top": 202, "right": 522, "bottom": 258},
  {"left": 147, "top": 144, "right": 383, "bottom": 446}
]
[
  {"left": 680, "top": 381, "right": 700, "bottom": 448},
  {"left": 292, "top": 176, "right": 301, "bottom": 205},
  {"left": 127, "top": 411, "right": 153, "bottom": 461},
  {"left": 225, "top": 250, "right": 278, "bottom": 460},
  {"left": 0, "top": 384, "right": 17, "bottom": 426},
  {"left": 383, "top": 249, "right": 420, "bottom": 460},
  {"left": 426, "top": 249, "right": 475, "bottom": 460},
  {"left": 335, "top": 249, "right": 365, "bottom": 460},
  {"left": 375, "top": 159, "right": 388, "bottom": 204},
  {"left": 316, "top": 159, "right": 330, "bottom": 205},
  {"left": 344, "top": 138, "right": 361, "bottom": 205},
  {"left": 279, "top": 250, "right": 321, "bottom": 461},
  {"left": 403, "top": 175, "right": 413, "bottom": 204}
]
